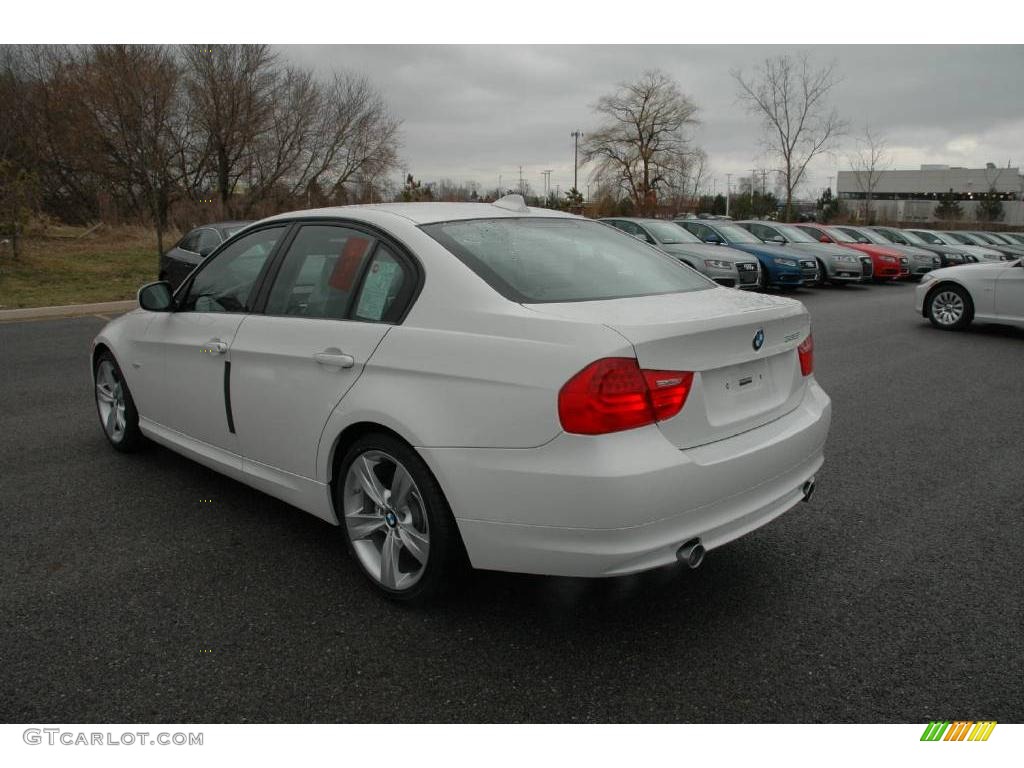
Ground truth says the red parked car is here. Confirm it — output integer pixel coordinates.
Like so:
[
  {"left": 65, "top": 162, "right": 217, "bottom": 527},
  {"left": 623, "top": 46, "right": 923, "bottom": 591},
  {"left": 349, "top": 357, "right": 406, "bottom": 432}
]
[{"left": 794, "top": 224, "right": 903, "bottom": 281}]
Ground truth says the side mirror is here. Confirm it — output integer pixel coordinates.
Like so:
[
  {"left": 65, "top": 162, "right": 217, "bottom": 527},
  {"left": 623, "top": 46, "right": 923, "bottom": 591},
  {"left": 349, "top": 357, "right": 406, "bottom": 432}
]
[
  {"left": 819, "top": 236, "right": 830, "bottom": 243},
  {"left": 767, "top": 235, "right": 785, "bottom": 244},
  {"left": 198, "top": 245, "right": 215, "bottom": 258},
  {"left": 703, "top": 234, "right": 722, "bottom": 244},
  {"left": 138, "top": 281, "right": 174, "bottom": 312}
]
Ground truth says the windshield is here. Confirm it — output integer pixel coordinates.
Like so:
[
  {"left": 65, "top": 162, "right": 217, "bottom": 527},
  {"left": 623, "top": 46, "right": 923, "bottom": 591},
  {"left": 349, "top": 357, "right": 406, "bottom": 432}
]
[
  {"left": 982, "top": 233, "right": 1010, "bottom": 244},
  {"left": 823, "top": 227, "right": 859, "bottom": 243},
  {"left": 836, "top": 227, "right": 873, "bottom": 244},
  {"left": 896, "top": 229, "right": 929, "bottom": 246},
  {"left": 943, "top": 232, "right": 977, "bottom": 245},
  {"left": 1003, "top": 233, "right": 1024, "bottom": 245},
  {"left": 873, "top": 228, "right": 906, "bottom": 245},
  {"left": 911, "top": 230, "right": 945, "bottom": 245},
  {"left": 774, "top": 224, "right": 818, "bottom": 243},
  {"left": 644, "top": 221, "right": 702, "bottom": 244},
  {"left": 423, "top": 217, "right": 713, "bottom": 303},
  {"left": 852, "top": 228, "right": 888, "bottom": 245},
  {"left": 714, "top": 223, "right": 764, "bottom": 244}
]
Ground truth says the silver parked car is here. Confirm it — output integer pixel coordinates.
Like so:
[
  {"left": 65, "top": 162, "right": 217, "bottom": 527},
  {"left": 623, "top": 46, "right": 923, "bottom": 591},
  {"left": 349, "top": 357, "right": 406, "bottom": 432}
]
[
  {"left": 836, "top": 226, "right": 940, "bottom": 280},
  {"left": 601, "top": 217, "right": 761, "bottom": 289},
  {"left": 907, "top": 230, "right": 1006, "bottom": 263},
  {"left": 737, "top": 220, "right": 869, "bottom": 285},
  {"left": 868, "top": 227, "right": 974, "bottom": 268}
]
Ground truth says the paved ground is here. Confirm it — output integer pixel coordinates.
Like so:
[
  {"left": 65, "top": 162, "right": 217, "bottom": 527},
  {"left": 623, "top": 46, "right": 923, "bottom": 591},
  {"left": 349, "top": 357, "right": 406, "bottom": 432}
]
[{"left": 1, "top": 282, "right": 1022, "bottom": 723}]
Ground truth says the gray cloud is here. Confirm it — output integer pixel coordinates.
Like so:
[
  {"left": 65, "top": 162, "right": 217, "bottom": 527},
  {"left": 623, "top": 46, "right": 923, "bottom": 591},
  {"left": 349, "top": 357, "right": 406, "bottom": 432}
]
[{"left": 279, "top": 44, "right": 1024, "bottom": 198}]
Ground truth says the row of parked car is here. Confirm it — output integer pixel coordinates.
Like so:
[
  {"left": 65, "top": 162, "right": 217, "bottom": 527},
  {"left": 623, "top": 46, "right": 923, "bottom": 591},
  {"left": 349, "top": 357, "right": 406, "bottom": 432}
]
[{"left": 600, "top": 216, "right": 1024, "bottom": 292}]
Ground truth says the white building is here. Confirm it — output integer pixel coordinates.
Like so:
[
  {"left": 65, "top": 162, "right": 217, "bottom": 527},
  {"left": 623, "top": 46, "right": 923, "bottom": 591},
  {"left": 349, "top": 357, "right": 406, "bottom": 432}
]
[{"left": 836, "top": 164, "right": 1024, "bottom": 225}]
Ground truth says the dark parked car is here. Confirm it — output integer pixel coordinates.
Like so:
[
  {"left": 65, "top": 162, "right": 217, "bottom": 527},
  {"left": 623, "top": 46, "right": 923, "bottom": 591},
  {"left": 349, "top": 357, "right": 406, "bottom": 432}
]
[{"left": 159, "top": 221, "right": 252, "bottom": 289}]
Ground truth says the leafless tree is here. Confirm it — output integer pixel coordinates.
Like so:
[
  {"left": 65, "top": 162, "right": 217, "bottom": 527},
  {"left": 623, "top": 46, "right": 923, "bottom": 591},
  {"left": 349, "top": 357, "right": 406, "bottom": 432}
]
[
  {"left": 847, "top": 124, "right": 890, "bottom": 223},
  {"left": 733, "top": 53, "right": 847, "bottom": 221},
  {"left": 582, "top": 70, "right": 700, "bottom": 215},
  {"left": 78, "top": 45, "right": 195, "bottom": 258},
  {"left": 182, "top": 44, "right": 279, "bottom": 210}
]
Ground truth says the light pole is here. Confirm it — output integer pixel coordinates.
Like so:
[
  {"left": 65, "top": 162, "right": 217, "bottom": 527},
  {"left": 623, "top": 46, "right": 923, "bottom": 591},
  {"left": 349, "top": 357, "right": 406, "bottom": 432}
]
[
  {"left": 725, "top": 173, "right": 732, "bottom": 217},
  {"left": 571, "top": 131, "right": 582, "bottom": 193}
]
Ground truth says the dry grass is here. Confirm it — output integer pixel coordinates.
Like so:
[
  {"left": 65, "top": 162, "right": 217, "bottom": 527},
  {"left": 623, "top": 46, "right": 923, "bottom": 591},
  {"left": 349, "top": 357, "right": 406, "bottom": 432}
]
[{"left": 0, "top": 224, "right": 176, "bottom": 309}]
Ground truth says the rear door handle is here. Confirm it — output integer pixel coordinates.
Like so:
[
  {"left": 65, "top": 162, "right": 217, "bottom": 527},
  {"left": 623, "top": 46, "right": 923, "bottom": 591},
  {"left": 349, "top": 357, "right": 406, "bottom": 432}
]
[
  {"left": 202, "top": 339, "right": 228, "bottom": 355},
  {"left": 314, "top": 351, "right": 355, "bottom": 369}
]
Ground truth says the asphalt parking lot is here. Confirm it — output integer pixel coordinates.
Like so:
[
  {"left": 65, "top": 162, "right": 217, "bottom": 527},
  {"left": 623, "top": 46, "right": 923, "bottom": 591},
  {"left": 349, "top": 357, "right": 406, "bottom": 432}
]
[{"left": 1, "top": 282, "right": 1022, "bottom": 724}]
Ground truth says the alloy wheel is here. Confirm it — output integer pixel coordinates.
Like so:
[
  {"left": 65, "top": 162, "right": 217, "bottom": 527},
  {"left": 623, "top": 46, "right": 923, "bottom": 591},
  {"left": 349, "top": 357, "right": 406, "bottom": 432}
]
[
  {"left": 95, "top": 359, "right": 127, "bottom": 443},
  {"left": 343, "top": 450, "right": 430, "bottom": 591},
  {"left": 931, "top": 290, "right": 965, "bottom": 326}
]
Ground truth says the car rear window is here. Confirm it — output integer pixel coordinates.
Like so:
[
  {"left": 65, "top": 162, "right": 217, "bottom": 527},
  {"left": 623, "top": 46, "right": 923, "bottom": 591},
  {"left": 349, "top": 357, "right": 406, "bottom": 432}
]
[{"left": 423, "top": 217, "right": 713, "bottom": 303}]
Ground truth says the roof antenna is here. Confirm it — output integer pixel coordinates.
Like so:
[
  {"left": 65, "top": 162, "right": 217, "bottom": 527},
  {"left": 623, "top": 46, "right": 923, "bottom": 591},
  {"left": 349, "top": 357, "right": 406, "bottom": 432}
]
[{"left": 493, "top": 194, "right": 529, "bottom": 213}]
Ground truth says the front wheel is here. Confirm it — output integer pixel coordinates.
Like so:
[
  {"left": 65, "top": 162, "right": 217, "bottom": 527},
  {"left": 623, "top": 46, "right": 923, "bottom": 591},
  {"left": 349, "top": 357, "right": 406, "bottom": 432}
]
[
  {"left": 94, "top": 350, "right": 145, "bottom": 452},
  {"left": 336, "top": 433, "right": 463, "bottom": 602},
  {"left": 926, "top": 284, "right": 974, "bottom": 331}
]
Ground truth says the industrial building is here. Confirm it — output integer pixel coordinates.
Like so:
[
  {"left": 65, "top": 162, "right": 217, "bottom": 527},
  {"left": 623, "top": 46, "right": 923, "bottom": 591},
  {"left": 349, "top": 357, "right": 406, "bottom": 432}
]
[{"left": 836, "top": 164, "right": 1024, "bottom": 225}]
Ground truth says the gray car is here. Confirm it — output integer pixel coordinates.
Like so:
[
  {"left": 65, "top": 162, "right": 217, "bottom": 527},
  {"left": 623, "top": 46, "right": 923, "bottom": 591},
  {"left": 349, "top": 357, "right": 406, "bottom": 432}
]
[
  {"left": 868, "top": 227, "right": 974, "bottom": 269},
  {"left": 836, "top": 225, "right": 940, "bottom": 280},
  {"left": 601, "top": 217, "right": 762, "bottom": 289},
  {"left": 737, "top": 220, "right": 869, "bottom": 285},
  {"left": 960, "top": 231, "right": 1024, "bottom": 259}
]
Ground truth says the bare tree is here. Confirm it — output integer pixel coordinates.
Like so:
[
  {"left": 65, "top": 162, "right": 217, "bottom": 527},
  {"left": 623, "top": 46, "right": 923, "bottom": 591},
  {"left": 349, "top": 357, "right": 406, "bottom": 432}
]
[
  {"left": 847, "top": 124, "right": 890, "bottom": 223},
  {"left": 182, "top": 44, "right": 279, "bottom": 211},
  {"left": 733, "top": 53, "right": 847, "bottom": 221},
  {"left": 582, "top": 70, "right": 700, "bottom": 215},
  {"left": 78, "top": 45, "right": 193, "bottom": 259}
]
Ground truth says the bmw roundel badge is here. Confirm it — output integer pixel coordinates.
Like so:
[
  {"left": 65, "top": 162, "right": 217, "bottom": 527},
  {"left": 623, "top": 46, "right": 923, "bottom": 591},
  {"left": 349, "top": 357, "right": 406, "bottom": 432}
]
[{"left": 752, "top": 328, "right": 765, "bottom": 351}]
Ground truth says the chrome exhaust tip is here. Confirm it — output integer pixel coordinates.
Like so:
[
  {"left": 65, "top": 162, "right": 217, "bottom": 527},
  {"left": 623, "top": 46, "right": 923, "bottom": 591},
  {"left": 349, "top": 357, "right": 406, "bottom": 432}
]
[
  {"left": 676, "top": 538, "right": 705, "bottom": 569},
  {"left": 801, "top": 478, "right": 817, "bottom": 503}
]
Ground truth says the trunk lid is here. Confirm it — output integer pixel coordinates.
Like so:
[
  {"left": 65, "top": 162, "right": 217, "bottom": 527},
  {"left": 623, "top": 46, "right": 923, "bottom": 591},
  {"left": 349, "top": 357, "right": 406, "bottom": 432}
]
[{"left": 523, "top": 288, "right": 811, "bottom": 449}]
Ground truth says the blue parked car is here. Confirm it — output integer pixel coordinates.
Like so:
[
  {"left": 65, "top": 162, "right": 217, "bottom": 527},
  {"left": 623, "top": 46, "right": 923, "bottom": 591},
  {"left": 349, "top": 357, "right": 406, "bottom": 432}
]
[{"left": 674, "top": 219, "right": 818, "bottom": 290}]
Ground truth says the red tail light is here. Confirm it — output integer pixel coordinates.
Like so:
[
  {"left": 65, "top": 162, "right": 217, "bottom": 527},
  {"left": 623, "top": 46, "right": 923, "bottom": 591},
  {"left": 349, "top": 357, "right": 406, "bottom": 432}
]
[
  {"left": 558, "top": 357, "right": 694, "bottom": 435},
  {"left": 798, "top": 334, "right": 814, "bottom": 376}
]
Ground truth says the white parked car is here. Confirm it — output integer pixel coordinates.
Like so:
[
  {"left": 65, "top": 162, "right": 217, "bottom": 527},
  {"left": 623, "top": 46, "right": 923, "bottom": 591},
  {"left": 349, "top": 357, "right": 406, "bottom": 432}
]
[
  {"left": 92, "top": 196, "right": 831, "bottom": 601},
  {"left": 915, "top": 258, "right": 1024, "bottom": 330}
]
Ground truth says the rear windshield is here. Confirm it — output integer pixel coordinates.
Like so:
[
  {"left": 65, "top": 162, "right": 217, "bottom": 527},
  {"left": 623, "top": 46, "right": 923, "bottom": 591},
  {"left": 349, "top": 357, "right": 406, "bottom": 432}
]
[{"left": 423, "top": 217, "right": 714, "bottom": 303}]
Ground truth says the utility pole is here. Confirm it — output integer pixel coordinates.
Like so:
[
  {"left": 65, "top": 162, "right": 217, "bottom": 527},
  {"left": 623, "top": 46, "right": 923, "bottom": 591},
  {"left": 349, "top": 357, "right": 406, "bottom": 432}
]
[
  {"left": 542, "top": 170, "right": 553, "bottom": 203},
  {"left": 518, "top": 166, "right": 524, "bottom": 197},
  {"left": 751, "top": 168, "right": 757, "bottom": 213},
  {"left": 725, "top": 173, "right": 732, "bottom": 218},
  {"left": 571, "top": 131, "right": 582, "bottom": 192}
]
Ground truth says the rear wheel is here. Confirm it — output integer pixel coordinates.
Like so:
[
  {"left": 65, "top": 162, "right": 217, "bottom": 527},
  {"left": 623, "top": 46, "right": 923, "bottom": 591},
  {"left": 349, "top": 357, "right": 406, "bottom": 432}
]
[
  {"left": 926, "top": 284, "right": 973, "bottom": 331},
  {"left": 94, "top": 350, "right": 144, "bottom": 452},
  {"left": 336, "top": 433, "right": 463, "bottom": 602}
]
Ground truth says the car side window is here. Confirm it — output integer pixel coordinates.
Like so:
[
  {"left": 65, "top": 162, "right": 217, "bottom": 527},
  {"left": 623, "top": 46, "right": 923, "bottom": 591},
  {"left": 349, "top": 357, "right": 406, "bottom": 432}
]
[
  {"left": 750, "top": 223, "right": 772, "bottom": 239},
  {"left": 264, "top": 225, "right": 376, "bottom": 320},
  {"left": 196, "top": 229, "right": 221, "bottom": 254},
  {"left": 178, "top": 227, "right": 283, "bottom": 313},
  {"left": 179, "top": 230, "right": 200, "bottom": 252},
  {"left": 613, "top": 221, "right": 640, "bottom": 236},
  {"left": 353, "top": 244, "right": 411, "bottom": 323}
]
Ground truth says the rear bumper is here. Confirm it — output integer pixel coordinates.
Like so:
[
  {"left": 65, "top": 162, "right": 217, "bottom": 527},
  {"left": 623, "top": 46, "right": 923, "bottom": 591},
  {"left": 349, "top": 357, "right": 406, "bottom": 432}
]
[{"left": 423, "top": 380, "right": 831, "bottom": 577}]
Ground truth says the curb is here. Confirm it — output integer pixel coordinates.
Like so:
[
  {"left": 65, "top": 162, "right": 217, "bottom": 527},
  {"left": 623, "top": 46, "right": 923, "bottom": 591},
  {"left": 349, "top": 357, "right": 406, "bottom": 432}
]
[{"left": 0, "top": 299, "right": 137, "bottom": 323}]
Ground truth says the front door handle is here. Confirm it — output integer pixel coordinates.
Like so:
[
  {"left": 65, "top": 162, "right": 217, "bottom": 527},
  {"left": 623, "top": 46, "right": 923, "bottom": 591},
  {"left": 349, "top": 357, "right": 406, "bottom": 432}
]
[
  {"left": 314, "top": 351, "right": 355, "bottom": 369},
  {"left": 202, "top": 339, "right": 228, "bottom": 355}
]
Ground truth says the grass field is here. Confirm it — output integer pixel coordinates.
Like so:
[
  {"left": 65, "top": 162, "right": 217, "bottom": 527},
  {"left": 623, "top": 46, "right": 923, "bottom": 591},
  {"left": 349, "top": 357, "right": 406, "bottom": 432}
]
[{"left": 0, "top": 225, "right": 171, "bottom": 309}]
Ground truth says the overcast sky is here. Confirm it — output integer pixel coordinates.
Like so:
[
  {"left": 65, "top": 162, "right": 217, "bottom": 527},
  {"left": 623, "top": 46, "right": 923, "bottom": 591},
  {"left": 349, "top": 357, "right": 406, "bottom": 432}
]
[{"left": 280, "top": 45, "right": 1024, "bottom": 199}]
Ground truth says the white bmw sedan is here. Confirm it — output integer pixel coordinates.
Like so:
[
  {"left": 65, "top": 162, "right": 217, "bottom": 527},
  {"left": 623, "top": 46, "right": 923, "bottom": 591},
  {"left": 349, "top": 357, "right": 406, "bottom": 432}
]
[
  {"left": 92, "top": 196, "right": 831, "bottom": 601},
  {"left": 915, "top": 257, "right": 1024, "bottom": 331}
]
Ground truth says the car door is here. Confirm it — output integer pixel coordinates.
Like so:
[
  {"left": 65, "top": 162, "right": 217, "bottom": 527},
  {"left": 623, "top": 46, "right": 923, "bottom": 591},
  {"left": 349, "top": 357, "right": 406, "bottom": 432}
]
[
  {"left": 143, "top": 225, "right": 287, "bottom": 460},
  {"left": 995, "top": 263, "right": 1024, "bottom": 321},
  {"left": 229, "top": 223, "right": 418, "bottom": 481}
]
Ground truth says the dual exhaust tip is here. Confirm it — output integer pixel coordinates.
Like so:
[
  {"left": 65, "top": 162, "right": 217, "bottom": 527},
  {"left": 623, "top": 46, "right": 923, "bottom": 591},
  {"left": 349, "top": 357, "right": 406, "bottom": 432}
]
[{"left": 675, "top": 477, "right": 818, "bottom": 570}]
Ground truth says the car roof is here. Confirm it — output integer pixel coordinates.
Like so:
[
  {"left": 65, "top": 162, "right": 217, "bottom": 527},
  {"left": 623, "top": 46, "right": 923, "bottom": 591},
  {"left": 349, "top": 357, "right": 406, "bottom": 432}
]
[{"left": 261, "top": 200, "right": 575, "bottom": 227}]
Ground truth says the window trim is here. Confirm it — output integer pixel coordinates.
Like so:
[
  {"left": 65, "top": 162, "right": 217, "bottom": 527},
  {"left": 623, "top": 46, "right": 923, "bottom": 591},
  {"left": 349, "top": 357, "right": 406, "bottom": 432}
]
[
  {"left": 251, "top": 217, "right": 424, "bottom": 326},
  {"left": 172, "top": 223, "right": 292, "bottom": 312}
]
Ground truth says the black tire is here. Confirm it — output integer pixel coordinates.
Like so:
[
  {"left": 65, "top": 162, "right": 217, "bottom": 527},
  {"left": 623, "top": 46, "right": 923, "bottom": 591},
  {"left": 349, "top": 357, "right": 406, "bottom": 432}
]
[
  {"left": 926, "top": 283, "right": 974, "bottom": 331},
  {"left": 757, "top": 264, "right": 769, "bottom": 290},
  {"left": 815, "top": 258, "right": 829, "bottom": 287},
  {"left": 335, "top": 432, "right": 464, "bottom": 603},
  {"left": 93, "top": 349, "right": 145, "bottom": 452}
]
